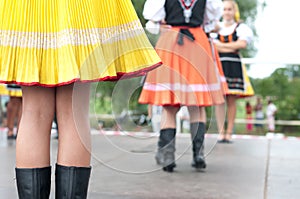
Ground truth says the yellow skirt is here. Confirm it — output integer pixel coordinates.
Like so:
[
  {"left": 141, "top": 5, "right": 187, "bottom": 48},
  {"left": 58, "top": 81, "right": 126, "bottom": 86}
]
[
  {"left": 0, "top": 84, "right": 8, "bottom": 95},
  {"left": 0, "top": 84, "right": 22, "bottom": 97},
  {"left": 241, "top": 63, "right": 255, "bottom": 97},
  {"left": 0, "top": 0, "right": 161, "bottom": 87}
]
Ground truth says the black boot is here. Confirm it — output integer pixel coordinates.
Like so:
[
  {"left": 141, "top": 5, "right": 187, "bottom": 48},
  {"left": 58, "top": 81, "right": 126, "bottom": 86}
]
[
  {"left": 55, "top": 164, "right": 91, "bottom": 199},
  {"left": 155, "top": 132, "right": 164, "bottom": 165},
  {"left": 160, "top": 128, "right": 176, "bottom": 172},
  {"left": 190, "top": 122, "right": 206, "bottom": 169},
  {"left": 16, "top": 166, "right": 51, "bottom": 199}
]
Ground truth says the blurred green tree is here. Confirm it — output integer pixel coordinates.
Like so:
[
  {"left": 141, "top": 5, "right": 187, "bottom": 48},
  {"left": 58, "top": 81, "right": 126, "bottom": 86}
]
[
  {"left": 252, "top": 66, "right": 300, "bottom": 121},
  {"left": 236, "top": 0, "right": 259, "bottom": 58}
]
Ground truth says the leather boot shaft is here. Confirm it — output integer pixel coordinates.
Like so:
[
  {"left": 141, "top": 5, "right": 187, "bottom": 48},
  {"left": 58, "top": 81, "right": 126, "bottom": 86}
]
[
  {"left": 55, "top": 164, "right": 91, "bottom": 199},
  {"left": 190, "top": 122, "right": 207, "bottom": 169},
  {"left": 190, "top": 122, "right": 206, "bottom": 156},
  {"left": 160, "top": 128, "right": 176, "bottom": 171},
  {"left": 16, "top": 166, "right": 51, "bottom": 199}
]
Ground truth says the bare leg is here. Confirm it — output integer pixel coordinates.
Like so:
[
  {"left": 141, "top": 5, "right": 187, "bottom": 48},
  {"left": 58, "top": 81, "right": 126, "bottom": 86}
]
[
  {"left": 16, "top": 97, "right": 22, "bottom": 133},
  {"left": 147, "top": 105, "right": 152, "bottom": 118},
  {"left": 16, "top": 87, "right": 55, "bottom": 168},
  {"left": 187, "top": 106, "right": 205, "bottom": 123},
  {"left": 215, "top": 103, "right": 226, "bottom": 140},
  {"left": 6, "top": 100, "right": 14, "bottom": 136},
  {"left": 226, "top": 95, "right": 237, "bottom": 140},
  {"left": 6, "top": 97, "right": 22, "bottom": 137},
  {"left": 56, "top": 83, "right": 91, "bottom": 167},
  {"left": 160, "top": 106, "right": 180, "bottom": 129}
]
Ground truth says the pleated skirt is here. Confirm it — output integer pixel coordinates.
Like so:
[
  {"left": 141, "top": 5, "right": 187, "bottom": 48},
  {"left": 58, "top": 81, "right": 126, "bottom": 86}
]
[
  {"left": 0, "top": 0, "right": 161, "bottom": 87},
  {"left": 139, "top": 27, "right": 225, "bottom": 106},
  {"left": 209, "top": 41, "right": 229, "bottom": 95}
]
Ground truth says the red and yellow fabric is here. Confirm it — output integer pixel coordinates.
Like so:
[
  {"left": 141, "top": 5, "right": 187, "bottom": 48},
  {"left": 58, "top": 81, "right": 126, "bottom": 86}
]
[
  {"left": 0, "top": 0, "right": 161, "bottom": 87},
  {"left": 0, "top": 84, "right": 8, "bottom": 95},
  {"left": 0, "top": 84, "right": 22, "bottom": 97},
  {"left": 8, "top": 89, "right": 22, "bottom": 97}
]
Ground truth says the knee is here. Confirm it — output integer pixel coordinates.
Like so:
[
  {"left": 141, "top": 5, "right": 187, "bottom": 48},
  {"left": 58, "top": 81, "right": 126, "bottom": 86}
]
[
  {"left": 23, "top": 105, "right": 55, "bottom": 123},
  {"left": 164, "top": 106, "right": 180, "bottom": 115}
]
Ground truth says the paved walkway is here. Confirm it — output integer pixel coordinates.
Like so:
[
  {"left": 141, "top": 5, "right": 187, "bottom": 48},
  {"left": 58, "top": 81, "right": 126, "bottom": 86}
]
[{"left": 0, "top": 131, "right": 300, "bottom": 199}]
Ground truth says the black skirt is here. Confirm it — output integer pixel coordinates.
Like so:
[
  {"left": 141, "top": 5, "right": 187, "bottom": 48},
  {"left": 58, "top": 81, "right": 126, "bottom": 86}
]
[{"left": 219, "top": 53, "right": 244, "bottom": 93}]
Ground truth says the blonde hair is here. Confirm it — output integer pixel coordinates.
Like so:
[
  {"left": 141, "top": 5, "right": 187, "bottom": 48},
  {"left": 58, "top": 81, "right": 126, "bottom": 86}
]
[{"left": 224, "top": 0, "right": 241, "bottom": 22}]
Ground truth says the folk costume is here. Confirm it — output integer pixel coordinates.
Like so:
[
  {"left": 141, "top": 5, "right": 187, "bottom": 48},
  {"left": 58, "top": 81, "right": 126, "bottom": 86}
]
[
  {"left": 139, "top": 0, "right": 225, "bottom": 172},
  {"left": 216, "top": 22, "right": 254, "bottom": 97},
  {"left": 139, "top": 0, "right": 225, "bottom": 106},
  {"left": 0, "top": 1, "right": 161, "bottom": 198},
  {"left": 204, "top": 0, "right": 229, "bottom": 94}
]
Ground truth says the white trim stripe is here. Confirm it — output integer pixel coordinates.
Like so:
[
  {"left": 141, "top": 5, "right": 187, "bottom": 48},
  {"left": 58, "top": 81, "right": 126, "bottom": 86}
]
[
  {"left": 220, "top": 76, "right": 227, "bottom": 82},
  {"left": 143, "top": 82, "right": 221, "bottom": 92},
  {"left": 0, "top": 21, "right": 143, "bottom": 49},
  {"left": 220, "top": 57, "right": 241, "bottom": 62}
]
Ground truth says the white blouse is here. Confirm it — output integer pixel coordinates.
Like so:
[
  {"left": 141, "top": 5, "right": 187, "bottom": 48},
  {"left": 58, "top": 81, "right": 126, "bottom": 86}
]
[
  {"left": 203, "top": 0, "right": 224, "bottom": 33},
  {"left": 143, "top": 0, "right": 223, "bottom": 33},
  {"left": 143, "top": 0, "right": 166, "bottom": 22},
  {"left": 218, "top": 22, "right": 253, "bottom": 44}
]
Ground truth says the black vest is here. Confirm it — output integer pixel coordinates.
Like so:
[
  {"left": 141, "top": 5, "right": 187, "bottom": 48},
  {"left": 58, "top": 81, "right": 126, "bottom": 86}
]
[
  {"left": 217, "top": 24, "right": 240, "bottom": 43},
  {"left": 165, "top": 0, "right": 206, "bottom": 27},
  {"left": 218, "top": 24, "right": 241, "bottom": 54}
]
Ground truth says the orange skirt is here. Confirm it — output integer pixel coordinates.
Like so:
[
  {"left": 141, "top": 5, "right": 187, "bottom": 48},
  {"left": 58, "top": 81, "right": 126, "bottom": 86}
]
[
  {"left": 209, "top": 40, "right": 229, "bottom": 95},
  {"left": 139, "top": 27, "right": 225, "bottom": 106}
]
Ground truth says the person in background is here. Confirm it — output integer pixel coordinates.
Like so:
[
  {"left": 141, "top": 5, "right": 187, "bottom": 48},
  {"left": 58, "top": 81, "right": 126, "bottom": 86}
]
[
  {"left": 147, "top": 105, "right": 163, "bottom": 133},
  {"left": 6, "top": 85, "right": 22, "bottom": 139},
  {"left": 0, "top": 84, "right": 22, "bottom": 139},
  {"left": 0, "top": 1, "right": 161, "bottom": 198},
  {"left": 254, "top": 97, "right": 264, "bottom": 133},
  {"left": 0, "top": 84, "right": 9, "bottom": 127},
  {"left": 204, "top": 1, "right": 229, "bottom": 142},
  {"left": 245, "top": 101, "right": 253, "bottom": 133},
  {"left": 139, "top": 0, "right": 225, "bottom": 172},
  {"left": 266, "top": 100, "right": 277, "bottom": 132},
  {"left": 214, "top": 0, "right": 254, "bottom": 143}
]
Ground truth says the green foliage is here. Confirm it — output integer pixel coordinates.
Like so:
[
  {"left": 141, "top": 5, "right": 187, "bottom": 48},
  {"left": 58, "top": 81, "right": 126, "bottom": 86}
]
[
  {"left": 131, "top": 0, "right": 160, "bottom": 46},
  {"left": 131, "top": 0, "right": 146, "bottom": 26},
  {"left": 90, "top": 77, "right": 148, "bottom": 114},
  {"left": 235, "top": 0, "right": 258, "bottom": 58},
  {"left": 236, "top": 0, "right": 258, "bottom": 27},
  {"left": 252, "top": 66, "right": 300, "bottom": 121},
  {"left": 90, "top": 82, "right": 115, "bottom": 114},
  {"left": 286, "top": 65, "right": 300, "bottom": 78}
]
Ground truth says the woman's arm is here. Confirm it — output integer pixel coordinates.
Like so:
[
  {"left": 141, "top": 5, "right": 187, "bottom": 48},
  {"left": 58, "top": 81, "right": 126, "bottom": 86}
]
[
  {"left": 215, "top": 23, "right": 253, "bottom": 53},
  {"left": 143, "top": 0, "right": 166, "bottom": 34},
  {"left": 204, "top": 0, "right": 223, "bottom": 33},
  {"left": 215, "top": 39, "right": 247, "bottom": 53}
]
